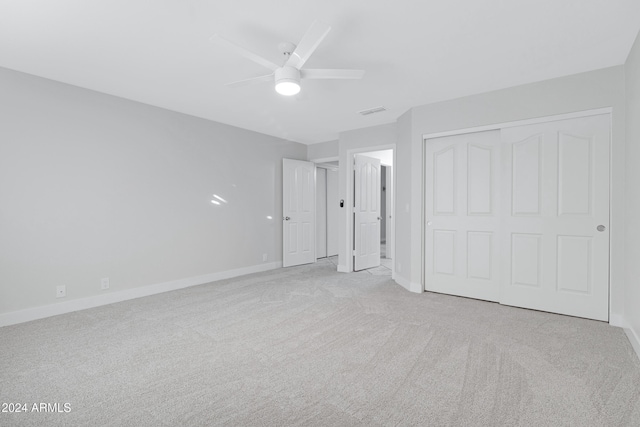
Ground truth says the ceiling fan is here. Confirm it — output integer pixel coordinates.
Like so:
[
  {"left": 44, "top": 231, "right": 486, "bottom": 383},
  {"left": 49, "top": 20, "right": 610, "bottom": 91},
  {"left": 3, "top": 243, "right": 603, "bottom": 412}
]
[{"left": 210, "top": 21, "right": 365, "bottom": 96}]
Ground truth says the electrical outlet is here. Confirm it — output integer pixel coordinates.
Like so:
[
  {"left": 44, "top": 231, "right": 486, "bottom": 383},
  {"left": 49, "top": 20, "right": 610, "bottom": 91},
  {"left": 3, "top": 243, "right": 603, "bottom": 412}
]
[
  {"left": 101, "top": 277, "right": 110, "bottom": 290},
  {"left": 262, "top": 253, "right": 268, "bottom": 262},
  {"left": 56, "top": 285, "right": 66, "bottom": 298}
]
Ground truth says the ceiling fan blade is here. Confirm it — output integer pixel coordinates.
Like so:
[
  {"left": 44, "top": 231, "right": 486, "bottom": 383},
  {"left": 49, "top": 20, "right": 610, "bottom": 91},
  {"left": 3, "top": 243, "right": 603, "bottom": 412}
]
[
  {"left": 285, "top": 21, "right": 331, "bottom": 69},
  {"left": 210, "top": 34, "right": 280, "bottom": 71},
  {"left": 226, "top": 74, "right": 274, "bottom": 88},
  {"left": 301, "top": 69, "right": 365, "bottom": 79}
]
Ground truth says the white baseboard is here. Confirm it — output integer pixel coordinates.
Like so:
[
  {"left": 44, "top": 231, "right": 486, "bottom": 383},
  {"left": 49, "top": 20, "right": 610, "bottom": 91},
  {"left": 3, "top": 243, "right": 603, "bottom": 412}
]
[
  {"left": 394, "top": 274, "right": 422, "bottom": 293},
  {"left": 624, "top": 326, "right": 640, "bottom": 362},
  {"left": 0, "top": 261, "right": 282, "bottom": 328},
  {"left": 337, "top": 264, "right": 349, "bottom": 273},
  {"left": 609, "top": 313, "right": 626, "bottom": 328},
  {"left": 608, "top": 315, "right": 640, "bottom": 362},
  {"left": 394, "top": 274, "right": 411, "bottom": 291}
]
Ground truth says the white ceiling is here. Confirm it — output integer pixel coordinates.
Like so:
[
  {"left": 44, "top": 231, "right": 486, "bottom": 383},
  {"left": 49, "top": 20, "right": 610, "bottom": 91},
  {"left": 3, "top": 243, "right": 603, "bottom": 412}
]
[{"left": 1, "top": 1, "right": 638, "bottom": 145}]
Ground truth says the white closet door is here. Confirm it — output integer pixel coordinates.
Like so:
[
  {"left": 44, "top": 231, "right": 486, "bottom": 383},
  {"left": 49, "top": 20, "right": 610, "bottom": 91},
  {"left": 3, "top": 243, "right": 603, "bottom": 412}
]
[
  {"left": 500, "top": 114, "right": 610, "bottom": 321},
  {"left": 424, "top": 130, "right": 502, "bottom": 302}
]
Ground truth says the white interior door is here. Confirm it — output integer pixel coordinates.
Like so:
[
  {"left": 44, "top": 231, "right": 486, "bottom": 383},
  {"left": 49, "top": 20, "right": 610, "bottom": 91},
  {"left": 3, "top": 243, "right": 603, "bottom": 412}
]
[
  {"left": 500, "top": 114, "right": 610, "bottom": 321},
  {"left": 424, "top": 130, "right": 502, "bottom": 301},
  {"left": 283, "top": 159, "right": 315, "bottom": 267},
  {"left": 354, "top": 155, "right": 381, "bottom": 271}
]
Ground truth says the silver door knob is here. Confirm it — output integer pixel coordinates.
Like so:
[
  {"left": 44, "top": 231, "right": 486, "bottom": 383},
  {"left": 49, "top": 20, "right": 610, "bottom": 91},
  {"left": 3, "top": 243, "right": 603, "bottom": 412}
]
[
  {"left": 597, "top": 225, "right": 606, "bottom": 232},
  {"left": 283, "top": 216, "right": 290, "bottom": 221},
  {"left": 377, "top": 217, "right": 381, "bottom": 220}
]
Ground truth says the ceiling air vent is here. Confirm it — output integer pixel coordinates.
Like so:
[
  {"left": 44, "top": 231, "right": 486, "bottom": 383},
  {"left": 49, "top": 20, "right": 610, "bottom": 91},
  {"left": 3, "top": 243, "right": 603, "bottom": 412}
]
[{"left": 358, "top": 106, "right": 387, "bottom": 116}]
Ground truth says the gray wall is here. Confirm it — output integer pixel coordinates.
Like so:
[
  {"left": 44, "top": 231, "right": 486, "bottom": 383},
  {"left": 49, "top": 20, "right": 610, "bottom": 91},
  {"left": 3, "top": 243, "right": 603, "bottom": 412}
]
[
  {"left": 0, "top": 67, "right": 306, "bottom": 315},
  {"left": 395, "top": 110, "right": 413, "bottom": 280},
  {"left": 307, "top": 139, "right": 338, "bottom": 161},
  {"left": 625, "top": 32, "right": 640, "bottom": 343}
]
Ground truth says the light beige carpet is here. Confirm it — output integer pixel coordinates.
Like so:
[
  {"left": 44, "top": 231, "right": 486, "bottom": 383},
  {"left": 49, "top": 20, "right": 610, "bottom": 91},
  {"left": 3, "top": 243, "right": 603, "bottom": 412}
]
[{"left": 1, "top": 259, "right": 639, "bottom": 426}]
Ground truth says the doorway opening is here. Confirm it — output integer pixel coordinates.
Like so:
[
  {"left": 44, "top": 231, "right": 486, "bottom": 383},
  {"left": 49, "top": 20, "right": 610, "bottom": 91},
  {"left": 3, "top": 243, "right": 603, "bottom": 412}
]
[
  {"left": 351, "top": 149, "right": 394, "bottom": 274},
  {"left": 315, "top": 162, "right": 339, "bottom": 262}
]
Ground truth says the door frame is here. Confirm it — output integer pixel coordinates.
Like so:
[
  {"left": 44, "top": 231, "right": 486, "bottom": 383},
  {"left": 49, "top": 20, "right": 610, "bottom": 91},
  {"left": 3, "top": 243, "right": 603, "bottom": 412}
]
[
  {"left": 345, "top": 145, "right": 396, "bottom": 274},
  {"left": 315, "top": 162, "right": 339, "bottom": 260},
  {"left": 385, "top": 165, "right": 394, "bottom": 262},
  {"left": 422, "top": 107, "right": 613, "bottom": 316},
  {"left": 315, "top": 166, "right": 328, "bottom": 259}
]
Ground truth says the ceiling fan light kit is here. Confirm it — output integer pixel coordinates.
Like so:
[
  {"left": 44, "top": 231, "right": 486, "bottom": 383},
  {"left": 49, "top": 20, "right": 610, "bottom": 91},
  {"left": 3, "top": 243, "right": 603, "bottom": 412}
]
[
  {"left": 275, "top": 67, "right": 301, "bottom": 96},
  {"left": 211, "top": 21, "right": 364, "bottom": 97}
]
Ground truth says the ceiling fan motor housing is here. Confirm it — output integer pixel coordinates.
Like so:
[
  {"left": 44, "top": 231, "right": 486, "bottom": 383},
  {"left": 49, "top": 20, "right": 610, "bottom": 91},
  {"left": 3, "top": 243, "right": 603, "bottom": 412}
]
[{"left": 275, "top": 66, "right": 301, "bottom": 85}]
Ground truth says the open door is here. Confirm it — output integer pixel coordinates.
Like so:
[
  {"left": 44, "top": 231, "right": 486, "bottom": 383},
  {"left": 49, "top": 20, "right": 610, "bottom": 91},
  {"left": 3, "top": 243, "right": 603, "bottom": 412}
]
[
  {"left": 283, "top": 159, "right": 316, "bottom": 267},
  {"left": 354, "top": 155, "right": 381, "bottom": 271}
]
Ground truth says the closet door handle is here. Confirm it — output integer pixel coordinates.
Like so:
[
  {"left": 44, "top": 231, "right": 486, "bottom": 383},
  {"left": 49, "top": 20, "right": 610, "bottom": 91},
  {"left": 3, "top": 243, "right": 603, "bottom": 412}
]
[{"left": 283, "top": 216, "right": 290, "bottom": 221}]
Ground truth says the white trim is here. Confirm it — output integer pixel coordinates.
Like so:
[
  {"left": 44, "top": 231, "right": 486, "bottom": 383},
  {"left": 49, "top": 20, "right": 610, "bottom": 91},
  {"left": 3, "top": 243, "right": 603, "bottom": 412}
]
[
  {"left": 337, "top": 264, "right": 349, "bottom": 273},
  {"left": 315, "top": 163, "right": 338, "bottom": 171},
  {"left": 0, "top": 261, "right": 282, "bottom": 328},
  {"left": 607, "top": 317, "right": 640, "bottom": 361},
  {"left": 421, "top": 130, "right": 426, "bottom": 293},
  {"left": 609, "top": 313, "right": 626, "bottom": 328},
  {"left": 394, "top": 274, "right": 422, "bottom": 293},
  {"left": 422, "top": 107, "right": 613, "bottom": 141},
  {"left": 608, "top": 117, "right": 615, "bottom": 324},
  {"left": 624, "top": 327, "right": 640, "bottom": 362},
  {"left": 313, "top": 166, "right": 318, "bottom": 262},
  {"left": 310, "top": 156, "right": 339, "bottom": 164}
]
